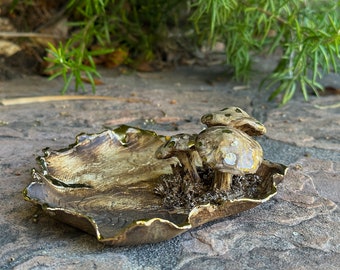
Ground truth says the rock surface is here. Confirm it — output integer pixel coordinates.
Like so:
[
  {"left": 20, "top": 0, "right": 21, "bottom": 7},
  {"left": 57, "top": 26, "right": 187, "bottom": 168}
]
[{"left": 0, "top": 65, "right": 339, "bottom": 269}]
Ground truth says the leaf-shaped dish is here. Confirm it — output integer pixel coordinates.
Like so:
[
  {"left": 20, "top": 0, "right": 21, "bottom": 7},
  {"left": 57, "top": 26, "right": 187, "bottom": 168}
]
[{"left": 24, "top": 125, "right": 287, "bottom": 246}]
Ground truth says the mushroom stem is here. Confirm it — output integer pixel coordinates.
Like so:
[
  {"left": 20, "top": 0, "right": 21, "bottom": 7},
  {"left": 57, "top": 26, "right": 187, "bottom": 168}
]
[
  {"left": 176, "top": 152, "right": 200, "bottom": 183},
  {"left": 213, "top": 171, "right": 232, "bottom": 191}
]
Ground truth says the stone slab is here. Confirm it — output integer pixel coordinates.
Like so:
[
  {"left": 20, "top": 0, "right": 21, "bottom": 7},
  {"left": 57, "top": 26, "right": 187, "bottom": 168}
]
[{"left": 0, "top": 66, "right": 339, "bottom": 269}]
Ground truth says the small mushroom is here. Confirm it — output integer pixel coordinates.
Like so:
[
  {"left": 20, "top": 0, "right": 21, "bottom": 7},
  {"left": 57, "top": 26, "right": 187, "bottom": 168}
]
[
  {"left": 156, "top": 133, "right": 201, "bottom": 183},
  {"left": 195, "top": 126, "right": 263, "bottom": 191},
  {"left": 201, "top": 107, "right": 266, "bottom": 136}
]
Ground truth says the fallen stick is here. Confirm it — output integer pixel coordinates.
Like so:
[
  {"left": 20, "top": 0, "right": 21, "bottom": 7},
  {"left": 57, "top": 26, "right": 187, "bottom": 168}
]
[
  {"left": 0, "top": 32, "right": 59, "bottom": 39},
  {"left": 0, "top": 95, "right": 150, "bottom": 106},
  {"left": 314, "top": 102, "right": 340, "bottom": 109}
]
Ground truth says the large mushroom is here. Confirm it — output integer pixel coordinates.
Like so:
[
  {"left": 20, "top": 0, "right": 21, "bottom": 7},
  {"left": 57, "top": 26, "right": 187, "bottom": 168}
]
[
  {"left": 156, "top": 133, "right": 201, "bottom": 183},
  {"left": 195, "top": 126, "right": 263, "bottom": 191},
  {"left": 201, "top": 107, "right": 266, "bottom": 136}
]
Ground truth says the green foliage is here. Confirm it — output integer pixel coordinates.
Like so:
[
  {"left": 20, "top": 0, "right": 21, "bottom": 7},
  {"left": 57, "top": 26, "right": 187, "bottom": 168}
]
[
  {"left": 43, "top": 0, "right": 339, "bottom": 104},
  {"left": 44, "top": 0, "right": 115, "bottom": 93},
  {"left": 191, "top": 0, "right": 340, "bottom": 104},
  {"left": 44, "top": 0, "right": 186, "bottom": 93},
  {"left": 45, "top": 41, "right": 110, "bottom": 93}
]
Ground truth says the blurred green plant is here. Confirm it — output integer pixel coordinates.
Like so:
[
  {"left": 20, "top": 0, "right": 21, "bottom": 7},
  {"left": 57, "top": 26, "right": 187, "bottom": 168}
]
[
  {"left": 41, "top": 0, "right": 339, "bottom": 104},
  {"left": 191, "top": 0, "right": 340, "bottom": 104},
  {"left": 44, "top": 0, "right": 186, "bottom": 93},
  {"left": 45, "top": 42, "right": 103, "bottom": 94}
]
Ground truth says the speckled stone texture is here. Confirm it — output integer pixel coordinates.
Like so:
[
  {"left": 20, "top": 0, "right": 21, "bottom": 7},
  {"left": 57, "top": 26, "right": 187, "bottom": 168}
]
[{"left": 0, "top": 66, "right": 339, "bottom": 269}]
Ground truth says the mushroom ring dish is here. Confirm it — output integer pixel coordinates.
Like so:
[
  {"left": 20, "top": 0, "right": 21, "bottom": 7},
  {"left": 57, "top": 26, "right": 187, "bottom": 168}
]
[{"left": 24, "top": 107, "right": 287, "bottom": 246}]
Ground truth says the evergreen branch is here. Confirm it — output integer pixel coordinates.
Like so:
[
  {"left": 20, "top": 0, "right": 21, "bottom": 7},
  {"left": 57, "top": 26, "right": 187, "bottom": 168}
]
[
  {"left": 32, "top": 0, "right": 339, "bottom": 105},
  {"left": 240, "top": 1, "right": 288, "bottom": 26}
]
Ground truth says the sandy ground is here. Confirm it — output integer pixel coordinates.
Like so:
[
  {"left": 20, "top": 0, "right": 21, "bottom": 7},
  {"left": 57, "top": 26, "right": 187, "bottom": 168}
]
[{"left": 0, "top": 64, "right": 339, "bottom": 269}]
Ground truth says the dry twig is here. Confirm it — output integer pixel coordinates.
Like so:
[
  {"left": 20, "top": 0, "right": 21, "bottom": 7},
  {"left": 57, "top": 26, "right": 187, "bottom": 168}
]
[{"left": 0, "top": 95, "right": 150, "bottom": 106}]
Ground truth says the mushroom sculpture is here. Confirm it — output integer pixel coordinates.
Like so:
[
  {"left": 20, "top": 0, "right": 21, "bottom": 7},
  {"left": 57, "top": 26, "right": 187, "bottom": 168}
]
[
  {"left": 195, "top": 126, "right": 263, "bottom": 191},
  {"left": 201, "top": 106, "right": 266, "bottom": 136},
  {"left": 155, "top": 133, "right": 201, "bottom": 183}
]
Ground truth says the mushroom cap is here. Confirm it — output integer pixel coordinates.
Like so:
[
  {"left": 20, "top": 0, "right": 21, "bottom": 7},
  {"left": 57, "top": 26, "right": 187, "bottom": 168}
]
[
  {"left": 155, "top": 133, "right": 196, "bottom": 159},
  {"left": 201, "top": 107, "right": 266, "bottom": 136},
  {"left": 195, "top": 126, "right": 263, "bottom": 175}
]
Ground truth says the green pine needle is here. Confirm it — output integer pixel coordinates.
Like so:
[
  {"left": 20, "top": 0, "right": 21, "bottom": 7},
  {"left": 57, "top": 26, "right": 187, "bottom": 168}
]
[{"left": 40, "top": 0, "right": 339, "bottom": 104}]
